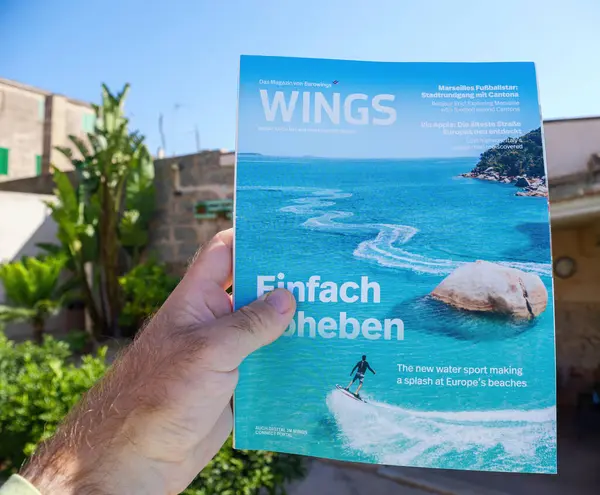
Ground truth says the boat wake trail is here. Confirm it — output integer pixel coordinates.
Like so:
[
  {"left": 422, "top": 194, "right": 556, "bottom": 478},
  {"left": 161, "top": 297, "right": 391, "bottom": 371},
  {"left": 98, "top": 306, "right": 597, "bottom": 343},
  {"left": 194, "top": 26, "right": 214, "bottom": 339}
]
[
  {"left": 238, "top": 186, "right": 552, "bottom": 277},
  {"left": 326, "top": 389, "right": 556, "bottom": 472}
]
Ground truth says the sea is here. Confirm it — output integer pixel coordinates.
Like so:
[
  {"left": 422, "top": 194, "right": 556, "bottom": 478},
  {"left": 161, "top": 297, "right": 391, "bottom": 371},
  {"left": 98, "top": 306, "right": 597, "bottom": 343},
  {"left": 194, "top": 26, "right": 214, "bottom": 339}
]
[{"left": 233, "top": 154, "right": 557, "bottom": 474}]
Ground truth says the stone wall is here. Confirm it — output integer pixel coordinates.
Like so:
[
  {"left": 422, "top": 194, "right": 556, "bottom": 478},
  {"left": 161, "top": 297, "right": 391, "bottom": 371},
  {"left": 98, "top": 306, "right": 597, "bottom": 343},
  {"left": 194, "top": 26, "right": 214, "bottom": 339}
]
[{"left": 150, "top": 150, "right": 235, "bottom": 275}]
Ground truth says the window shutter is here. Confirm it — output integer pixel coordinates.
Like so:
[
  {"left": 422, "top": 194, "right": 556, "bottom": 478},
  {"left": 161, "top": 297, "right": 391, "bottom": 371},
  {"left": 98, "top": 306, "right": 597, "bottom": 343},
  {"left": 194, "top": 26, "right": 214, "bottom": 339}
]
[
  {"left": 82, "top": 113, "right": 95, "bottom": 133},
  {"left": 0, "top": 148, "right": 9, "bottom": 175}
]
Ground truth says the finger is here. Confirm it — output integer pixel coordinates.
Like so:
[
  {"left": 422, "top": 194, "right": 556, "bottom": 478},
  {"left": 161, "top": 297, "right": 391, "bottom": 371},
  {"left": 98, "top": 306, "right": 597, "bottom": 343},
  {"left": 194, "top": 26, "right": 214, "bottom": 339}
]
[
  {"left": 202, "top": 289, "right": 296, "bottom": 372},
  {"left": 186, "top": 228, "right": 233, "bottom": 289}
]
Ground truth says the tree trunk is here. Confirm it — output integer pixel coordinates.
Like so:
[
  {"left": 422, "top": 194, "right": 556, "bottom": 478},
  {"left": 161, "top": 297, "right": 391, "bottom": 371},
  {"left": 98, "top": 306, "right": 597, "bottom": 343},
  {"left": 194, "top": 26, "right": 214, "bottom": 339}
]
[
  {"left": 79, "top": 261, "right": 106, "bottom": 339},
  {"left": 32, "top": 318, "right": 45, "bottom": 345},
  {"left": 99, "top": 178, "right": 121, "bottom": 337}
]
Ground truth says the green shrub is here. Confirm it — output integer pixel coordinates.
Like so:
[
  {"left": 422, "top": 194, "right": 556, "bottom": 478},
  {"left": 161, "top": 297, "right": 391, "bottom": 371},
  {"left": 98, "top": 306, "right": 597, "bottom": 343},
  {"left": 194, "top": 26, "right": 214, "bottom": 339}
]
[
  {"left": 61, "top": 329, "right": 94, "bottom": 354},
  {"left": 0, "top": 332, "right": 108, "bottom": 472},
  {"left": 0, "top": 331, "right": 305, "bottom": 491},
  {"left": 0, "top": 253, "right": 68, "bottom": 344},
  {"left": 118, "top": 258, "right": 180, "bottom": 334},
  {"left": 183, "top": 436, "right": 306, "bottom": 495}
]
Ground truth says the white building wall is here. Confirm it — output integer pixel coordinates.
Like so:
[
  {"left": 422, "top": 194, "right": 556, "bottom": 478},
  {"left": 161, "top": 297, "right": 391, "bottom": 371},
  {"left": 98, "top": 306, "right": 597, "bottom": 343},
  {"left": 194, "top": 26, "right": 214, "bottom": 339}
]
[{"left": 544, "top": 117, "right": 600, "bottom": 179}]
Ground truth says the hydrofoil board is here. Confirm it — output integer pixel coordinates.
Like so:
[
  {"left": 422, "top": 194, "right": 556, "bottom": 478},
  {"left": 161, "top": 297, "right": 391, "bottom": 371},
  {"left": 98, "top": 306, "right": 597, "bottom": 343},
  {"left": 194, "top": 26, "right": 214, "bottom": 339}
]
[{"left": 336, "top": 384, "right": 367, "bottom": 403}]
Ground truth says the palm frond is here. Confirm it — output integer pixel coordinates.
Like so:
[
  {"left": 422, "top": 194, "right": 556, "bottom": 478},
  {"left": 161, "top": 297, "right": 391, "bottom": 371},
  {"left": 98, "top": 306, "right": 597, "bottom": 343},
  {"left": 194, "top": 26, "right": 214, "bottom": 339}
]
[
  {"left": 0, "top": 254, "right": 66, "bottom": 308},
  {"left": 68, "top": 135, "right": 92, "bottom": 161},
  {"left": 0, "top": 305, "right": 35, "bottom": 323},
  {"left": 55, "top": 146, "right": 74, "bottom": 160}
]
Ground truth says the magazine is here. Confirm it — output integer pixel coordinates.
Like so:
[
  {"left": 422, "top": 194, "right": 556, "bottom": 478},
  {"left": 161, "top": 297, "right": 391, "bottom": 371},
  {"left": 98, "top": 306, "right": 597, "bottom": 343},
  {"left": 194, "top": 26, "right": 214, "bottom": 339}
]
[{"left": 233, "top": 55, "right": 557, "bottom": 474}]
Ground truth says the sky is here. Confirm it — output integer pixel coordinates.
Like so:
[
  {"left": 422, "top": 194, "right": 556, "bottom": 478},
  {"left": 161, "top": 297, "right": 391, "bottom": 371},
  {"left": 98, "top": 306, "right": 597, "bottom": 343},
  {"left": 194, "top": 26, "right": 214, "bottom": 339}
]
[{"left": 1, "top": 0, "right": 599, "bottom": 157}]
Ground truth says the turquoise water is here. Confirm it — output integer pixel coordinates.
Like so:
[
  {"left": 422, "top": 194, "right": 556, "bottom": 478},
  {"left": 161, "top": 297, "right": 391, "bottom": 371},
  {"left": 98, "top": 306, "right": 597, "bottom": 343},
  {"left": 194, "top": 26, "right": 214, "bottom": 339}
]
[{"left": 233, "top": 155, "right": 557, "bottom": 473}]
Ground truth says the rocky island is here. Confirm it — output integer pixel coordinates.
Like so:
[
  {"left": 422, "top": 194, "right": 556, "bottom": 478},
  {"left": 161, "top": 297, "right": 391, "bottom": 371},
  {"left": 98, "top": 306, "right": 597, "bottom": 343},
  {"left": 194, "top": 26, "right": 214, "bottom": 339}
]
[{"left": 461, "top": 127, "right": 548, "bottom": 198}]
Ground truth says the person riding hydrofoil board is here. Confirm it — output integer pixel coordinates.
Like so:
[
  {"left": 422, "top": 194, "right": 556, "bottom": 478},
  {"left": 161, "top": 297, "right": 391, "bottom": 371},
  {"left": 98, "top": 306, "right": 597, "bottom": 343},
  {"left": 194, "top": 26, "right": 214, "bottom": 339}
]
[{"left": 345, "top": 355, "right": 375, "bottom": 397}]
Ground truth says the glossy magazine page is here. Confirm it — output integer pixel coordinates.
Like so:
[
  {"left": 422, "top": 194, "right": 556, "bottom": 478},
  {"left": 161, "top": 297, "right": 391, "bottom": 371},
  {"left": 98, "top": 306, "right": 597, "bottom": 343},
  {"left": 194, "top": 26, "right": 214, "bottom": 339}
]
[{"left": 233, "top": 55, "right": 557, "bottom": 474}]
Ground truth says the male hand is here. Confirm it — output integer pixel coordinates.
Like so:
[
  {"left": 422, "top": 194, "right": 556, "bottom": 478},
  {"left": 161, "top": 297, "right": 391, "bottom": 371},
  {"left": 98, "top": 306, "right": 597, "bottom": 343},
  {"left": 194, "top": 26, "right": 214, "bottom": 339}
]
[{"left": 21, "top": 229, "right": 296, "bottom": 494}]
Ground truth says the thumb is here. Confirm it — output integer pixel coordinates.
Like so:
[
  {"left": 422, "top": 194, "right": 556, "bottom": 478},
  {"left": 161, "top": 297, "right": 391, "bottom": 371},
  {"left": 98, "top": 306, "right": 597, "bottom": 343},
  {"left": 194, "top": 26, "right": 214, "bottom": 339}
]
[{"left": 203, "top": 289, "right": 296, "bottom": 372}]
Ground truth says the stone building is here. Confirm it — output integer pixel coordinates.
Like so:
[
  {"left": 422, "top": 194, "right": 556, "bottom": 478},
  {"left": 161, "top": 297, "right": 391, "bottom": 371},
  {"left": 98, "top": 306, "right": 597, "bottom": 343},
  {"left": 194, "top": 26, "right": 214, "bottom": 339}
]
[
  {"left": 0, "top": 77, "right": 95, "bottom": 181},
  {"left": 150, "top": 150, "right": 235, "bottom": 274},
  {"left": 545, "top": 116, "right": 600, "bottom": 405}
]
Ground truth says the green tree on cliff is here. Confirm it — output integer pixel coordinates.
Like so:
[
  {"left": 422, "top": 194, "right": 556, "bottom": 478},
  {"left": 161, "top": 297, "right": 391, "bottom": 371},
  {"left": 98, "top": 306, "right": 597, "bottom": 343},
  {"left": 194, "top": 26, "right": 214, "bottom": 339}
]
[{"left": 472, "top": 127, "right": 544, "bottom": 178}]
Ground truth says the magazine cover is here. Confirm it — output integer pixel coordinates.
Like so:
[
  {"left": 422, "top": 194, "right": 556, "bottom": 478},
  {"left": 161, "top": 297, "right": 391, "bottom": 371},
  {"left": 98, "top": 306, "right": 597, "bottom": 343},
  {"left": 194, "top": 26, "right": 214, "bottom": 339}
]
[{"left": 233, "top": 55, "right": 557, "bottom": 474}]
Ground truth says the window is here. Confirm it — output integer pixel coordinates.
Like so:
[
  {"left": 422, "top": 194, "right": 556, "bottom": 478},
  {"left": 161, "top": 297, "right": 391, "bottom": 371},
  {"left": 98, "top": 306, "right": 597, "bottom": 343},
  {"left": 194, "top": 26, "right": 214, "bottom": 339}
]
[
  {"left": 36, "top": 155, "right": 42, "bottom": 175},
  {"left": 0, "top": 148, "right": 8, "bottom": 176},
  {"left": 82, "top": 113, "right": 96, "bottom": 133}
]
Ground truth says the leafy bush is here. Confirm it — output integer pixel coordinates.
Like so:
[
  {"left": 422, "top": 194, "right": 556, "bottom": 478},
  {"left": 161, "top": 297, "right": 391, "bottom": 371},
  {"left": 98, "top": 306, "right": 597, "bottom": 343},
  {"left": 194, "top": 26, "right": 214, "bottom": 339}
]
[
  {"left": 0, "top": 331, "right": 305, "bottom": 492},
  {"left": 0, "top": 332, "right": 107, "bottom": 472},
  {"left": 118, "top": 258, "right": 179, "bottom": 333},
  {"left": 61, "top": 330, "right": 94, "bottom": 354},
  {"left": 0, "top": 254, "right": 68, "bottom": 343},
  {"left": 183, "top": 436, "right": 306, "bottom": 495}
]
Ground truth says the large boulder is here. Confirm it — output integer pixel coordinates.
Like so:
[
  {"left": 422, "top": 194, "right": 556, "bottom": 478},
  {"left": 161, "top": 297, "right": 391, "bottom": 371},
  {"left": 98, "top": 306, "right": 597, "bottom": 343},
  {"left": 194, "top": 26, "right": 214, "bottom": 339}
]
[
  {"left": 431, "top": 261, "right": 548, "bottom": 319},
  {"left": 515, "top": 176, "right": 530, "bottom": 188}
]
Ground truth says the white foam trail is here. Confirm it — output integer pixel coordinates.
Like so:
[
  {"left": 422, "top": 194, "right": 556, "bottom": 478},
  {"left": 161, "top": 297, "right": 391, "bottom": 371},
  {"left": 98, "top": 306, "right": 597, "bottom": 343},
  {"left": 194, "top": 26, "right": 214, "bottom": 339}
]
[
  {"left": 326, "top": 389, "right": 556, "bottom": 470},
  {"left": 239, "top": 186, "right": 552, "bottom": 278},
  {"left": 366, "top": 398, "right": 556, "bottom": 423}
]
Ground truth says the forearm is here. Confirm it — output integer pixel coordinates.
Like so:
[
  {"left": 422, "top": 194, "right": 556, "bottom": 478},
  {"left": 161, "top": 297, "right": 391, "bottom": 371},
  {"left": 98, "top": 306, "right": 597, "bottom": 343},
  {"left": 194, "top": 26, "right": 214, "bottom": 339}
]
[{"left": 19, "top": 339, "right": 170, "bottom": 494}]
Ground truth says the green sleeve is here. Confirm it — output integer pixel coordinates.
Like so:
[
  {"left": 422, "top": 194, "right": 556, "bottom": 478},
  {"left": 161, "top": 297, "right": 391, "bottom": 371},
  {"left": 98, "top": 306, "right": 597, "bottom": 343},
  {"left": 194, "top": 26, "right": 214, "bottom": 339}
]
[{"left": 0, "top": 475, "right": 41, "bottom": 495}]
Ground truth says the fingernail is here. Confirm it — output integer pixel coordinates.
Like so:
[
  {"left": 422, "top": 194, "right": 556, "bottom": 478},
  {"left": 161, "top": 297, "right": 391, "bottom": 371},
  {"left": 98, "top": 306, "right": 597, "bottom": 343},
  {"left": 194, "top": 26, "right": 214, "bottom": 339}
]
[{"left": 263, "top": 289, "right": 292, "bottom": 314}]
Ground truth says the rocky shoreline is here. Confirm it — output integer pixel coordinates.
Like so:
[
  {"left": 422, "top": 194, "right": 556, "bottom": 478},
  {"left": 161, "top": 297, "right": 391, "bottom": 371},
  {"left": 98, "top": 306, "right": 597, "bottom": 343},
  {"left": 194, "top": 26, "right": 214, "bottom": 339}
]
[{"left": 460, "top": 168, "right": 548, "bottom": 197}]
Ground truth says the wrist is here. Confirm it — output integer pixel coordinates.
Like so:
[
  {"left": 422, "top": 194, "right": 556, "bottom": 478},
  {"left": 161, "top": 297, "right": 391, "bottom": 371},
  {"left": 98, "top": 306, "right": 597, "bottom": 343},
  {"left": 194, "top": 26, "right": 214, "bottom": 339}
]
[
  {"left": 19, "top": 385, "right": 173, "bottom": 495},
  {"left": 20, "top": 440, "right": 169, "bottom": 495},
  {"left": 20, "top": 446, "right": 91, "bottom": 494}
]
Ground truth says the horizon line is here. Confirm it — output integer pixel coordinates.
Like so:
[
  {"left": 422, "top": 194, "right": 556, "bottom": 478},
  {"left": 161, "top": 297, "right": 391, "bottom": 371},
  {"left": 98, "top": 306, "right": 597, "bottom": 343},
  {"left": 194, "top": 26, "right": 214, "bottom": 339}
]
[{"left": 237, "top": 152, "right": 480, "bottom": 160}]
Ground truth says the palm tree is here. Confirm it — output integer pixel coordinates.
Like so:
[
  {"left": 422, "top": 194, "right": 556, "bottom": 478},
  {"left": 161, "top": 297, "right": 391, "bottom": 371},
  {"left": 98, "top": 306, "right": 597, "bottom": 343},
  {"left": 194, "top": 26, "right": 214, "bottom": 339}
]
[
  {"left": 0, "top": 254, "right": 67, "bottom": 344},
  {"left": 49, "top": 83, "right": 155, "bottom": 338}
]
